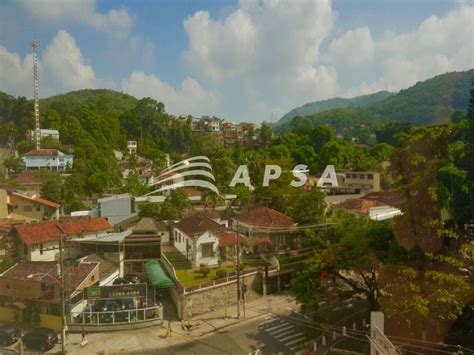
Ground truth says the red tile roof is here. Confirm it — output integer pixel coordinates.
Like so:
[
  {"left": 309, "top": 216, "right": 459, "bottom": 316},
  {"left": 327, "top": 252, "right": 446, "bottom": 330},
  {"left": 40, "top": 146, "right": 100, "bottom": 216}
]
[
  {"left": 23, "top": 149, "right": 61, "bottom": 157},
  {"left": 174, "top": 213, "right": 225, "bottom": 237},
  {"left": 218, "top": 232, "right": 247, "bottom": 247},
  {"left": 233, "top": 207, "right": 296, "bottom": 229},
  {"left": 0, "top": 218, "right": 25, "bottom": 233},
  {"left": 11, "top": 192, "right": 61, "bottom": 209},
  {"left": 13, "top": 172, "right": 42, "bottom": 185},
  {"left": 15, "top": 217, "right": 112, "bottom": 246},
  {"left": 1, "top": 260, "right": 98, "bottom": 293},
  {"left": 362, "top": 191, "right": 404, "bottom": 207},
  {"left": 333, "top": 198, "right": 386, "bottom": 215}
]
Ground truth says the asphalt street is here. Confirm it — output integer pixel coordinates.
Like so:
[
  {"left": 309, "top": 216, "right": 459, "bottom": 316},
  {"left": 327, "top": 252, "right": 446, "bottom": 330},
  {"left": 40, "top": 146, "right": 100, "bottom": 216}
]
[{"left": 150, "top": 314, "right": 315, "bottom": 355}]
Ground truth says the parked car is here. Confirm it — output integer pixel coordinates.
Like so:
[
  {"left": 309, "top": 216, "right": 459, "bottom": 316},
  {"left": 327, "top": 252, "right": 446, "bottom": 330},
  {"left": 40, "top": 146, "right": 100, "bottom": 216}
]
[
  {"left": 123, "top": 274, "right": 143, "bottom": 284},
  {"left": 113, "top": 277, "right": 131, "bottom": 285},
  {"left": 0, "top": 325, "right": 21, "bottom": 346},
  {"left": 22, "top": 328, "right": 57, "bottom": 352}
]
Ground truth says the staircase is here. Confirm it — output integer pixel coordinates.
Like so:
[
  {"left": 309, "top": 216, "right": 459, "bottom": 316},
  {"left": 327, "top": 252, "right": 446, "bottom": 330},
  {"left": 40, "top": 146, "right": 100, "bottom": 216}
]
[{"left": 162, "top": 244, "right": 192, "bottom": 270}]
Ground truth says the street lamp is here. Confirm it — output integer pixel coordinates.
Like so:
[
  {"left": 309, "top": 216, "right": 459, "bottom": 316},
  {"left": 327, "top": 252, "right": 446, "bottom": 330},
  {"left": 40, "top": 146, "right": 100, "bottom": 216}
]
[{"left": 26, "top": 271, "right": 67, "bottom": 354}]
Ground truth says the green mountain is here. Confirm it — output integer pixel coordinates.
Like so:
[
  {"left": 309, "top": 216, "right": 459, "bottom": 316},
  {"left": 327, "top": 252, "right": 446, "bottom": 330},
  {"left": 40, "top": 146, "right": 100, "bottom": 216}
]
[
  {"left": 41, "top": 89, "right": 138, "bottom": 118},
  {"left": 276, "top": 69, "right": 474, "bottom": 128},
  {"left": 370, "top": 70, "right": 473, "bottom": 125},
  {"left": 277, "top": 91, "right": 394, "bottom": 126}
]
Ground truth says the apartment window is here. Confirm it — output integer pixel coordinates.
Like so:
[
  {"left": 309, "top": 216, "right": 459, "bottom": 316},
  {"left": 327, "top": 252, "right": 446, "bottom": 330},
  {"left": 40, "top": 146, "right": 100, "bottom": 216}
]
[
  {"left": 201, "top": 243, "right": 214, "bottom": 258},
  {"left": 23, "top": 205, "right": 33, "bottom": 212}
]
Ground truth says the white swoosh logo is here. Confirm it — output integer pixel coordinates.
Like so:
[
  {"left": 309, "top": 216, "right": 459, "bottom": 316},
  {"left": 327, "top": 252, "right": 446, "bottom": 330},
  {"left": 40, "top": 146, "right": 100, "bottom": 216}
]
[{"left": 143, "top": 156, "right": 219, "bottom": 196}]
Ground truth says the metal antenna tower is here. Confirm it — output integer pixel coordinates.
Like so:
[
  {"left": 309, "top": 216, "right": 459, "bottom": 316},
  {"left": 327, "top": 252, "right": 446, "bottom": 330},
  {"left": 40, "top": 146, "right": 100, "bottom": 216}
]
[{"left": 31, "top": 40, "right": 40, "bottom": 151}]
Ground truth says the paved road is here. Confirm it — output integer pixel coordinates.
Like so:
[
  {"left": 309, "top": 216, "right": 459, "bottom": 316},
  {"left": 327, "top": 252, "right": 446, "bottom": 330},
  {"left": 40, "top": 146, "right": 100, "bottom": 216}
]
[{"left": 147, "top": 314, "right": 315, "bottom": 355}]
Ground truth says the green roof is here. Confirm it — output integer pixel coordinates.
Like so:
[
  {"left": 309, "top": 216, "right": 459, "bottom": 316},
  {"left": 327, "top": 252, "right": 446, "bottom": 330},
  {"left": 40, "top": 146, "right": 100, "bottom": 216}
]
[{"left": 145, "top": 260, "right": 174, "bottom": 289}]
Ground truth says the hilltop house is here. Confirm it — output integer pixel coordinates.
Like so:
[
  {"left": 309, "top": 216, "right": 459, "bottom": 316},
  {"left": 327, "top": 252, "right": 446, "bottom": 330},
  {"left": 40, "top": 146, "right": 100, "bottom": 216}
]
[{"left": 22, "top": 149, "right": 74, "bottom": 172}]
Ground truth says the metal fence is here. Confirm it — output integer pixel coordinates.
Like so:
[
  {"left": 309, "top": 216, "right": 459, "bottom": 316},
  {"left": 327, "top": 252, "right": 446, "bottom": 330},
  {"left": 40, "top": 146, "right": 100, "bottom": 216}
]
[{"left": 69, "top": 305, "right": 162, "bottom": 325}]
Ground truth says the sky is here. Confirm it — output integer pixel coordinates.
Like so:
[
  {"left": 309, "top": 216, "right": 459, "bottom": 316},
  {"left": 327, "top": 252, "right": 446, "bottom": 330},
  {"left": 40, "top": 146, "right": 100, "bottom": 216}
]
[{"left": 0, "top": 0, "right": 473, "bottom": 123}]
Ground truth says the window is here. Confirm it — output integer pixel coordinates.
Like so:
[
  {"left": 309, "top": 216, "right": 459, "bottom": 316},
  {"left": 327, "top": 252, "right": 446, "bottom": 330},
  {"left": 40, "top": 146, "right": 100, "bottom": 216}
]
[
  {"left": 23, "top": 244, "right": 28, "bottom": 255},
  {"left": 367, "top": 174, "right": 373, "bottom": 180},
  {"left": 40, "top": 243, "right": 44, "bottom": 255},
  {"left": 201, "top": 243, "right": 214, "bottom": 258},
  {"left": 23, "top": 205, "right": 33, "bottom": 212},
  {"left": 36, "top": 206, "right": 41, "bottom": 211}
]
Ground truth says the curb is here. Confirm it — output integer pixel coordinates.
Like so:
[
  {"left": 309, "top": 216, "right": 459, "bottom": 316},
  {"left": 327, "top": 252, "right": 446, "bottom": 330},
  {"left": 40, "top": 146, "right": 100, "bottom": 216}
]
[{"left": 190, "top": 311, "right": 270, "bottom": 338}]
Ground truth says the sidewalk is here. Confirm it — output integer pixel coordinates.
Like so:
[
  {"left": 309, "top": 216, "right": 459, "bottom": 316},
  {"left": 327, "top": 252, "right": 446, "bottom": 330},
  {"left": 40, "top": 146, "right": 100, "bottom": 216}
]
[{"left": 65, "top": 293, "right": 297, "bottom": 354}]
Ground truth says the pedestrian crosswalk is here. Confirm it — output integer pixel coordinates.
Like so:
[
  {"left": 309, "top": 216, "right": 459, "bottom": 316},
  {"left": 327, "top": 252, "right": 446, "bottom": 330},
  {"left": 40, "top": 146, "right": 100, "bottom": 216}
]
[{"left": 258, "top": 316, "right": 312, "bottom": 353}]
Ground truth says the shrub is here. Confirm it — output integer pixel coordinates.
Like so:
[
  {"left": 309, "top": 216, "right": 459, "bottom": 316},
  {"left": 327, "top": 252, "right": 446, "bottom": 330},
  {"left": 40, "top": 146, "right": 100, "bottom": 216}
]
[
  {"left": 215, "top": 268, "right": 228, "bottom": 278},
  {"left": 199, "top": 266, "right": 211, "bottom": 277}
]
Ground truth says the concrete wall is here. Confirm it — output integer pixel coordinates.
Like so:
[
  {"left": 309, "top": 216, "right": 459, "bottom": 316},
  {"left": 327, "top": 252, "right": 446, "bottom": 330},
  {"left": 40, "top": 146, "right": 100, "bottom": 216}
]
[
  {"left": 99, "top": 194, "right": 132, "bottom": 226},
  {"left": 181, "top": 271, "right": 263, "bottom": 319},
  {"left": 28, "top": 240, "right": 59, "bottom": 261}
]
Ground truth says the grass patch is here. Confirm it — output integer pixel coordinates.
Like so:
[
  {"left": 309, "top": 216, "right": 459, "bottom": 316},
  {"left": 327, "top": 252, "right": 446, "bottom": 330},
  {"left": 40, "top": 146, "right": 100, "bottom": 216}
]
[{"left": 175, "top": 265, "right": 252, "bottom": 288}]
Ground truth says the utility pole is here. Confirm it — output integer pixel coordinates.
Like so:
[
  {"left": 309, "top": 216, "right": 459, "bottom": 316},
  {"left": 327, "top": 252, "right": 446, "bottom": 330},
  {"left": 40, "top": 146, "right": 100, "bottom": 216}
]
[
  {"left": 57, "top": 226, "right": 67, "bottom": 354},
  {"left": 235, "top": 220, "right": 241, "bottom": 319},
  {"left": 31, "top": 40, "right": 40, "bottom": 151}
]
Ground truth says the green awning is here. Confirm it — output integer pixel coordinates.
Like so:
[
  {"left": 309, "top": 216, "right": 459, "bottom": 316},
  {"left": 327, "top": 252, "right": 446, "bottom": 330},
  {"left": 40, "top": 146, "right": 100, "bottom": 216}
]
[{"left": 145, "top": 260, "right": 174, "bottom": 289}]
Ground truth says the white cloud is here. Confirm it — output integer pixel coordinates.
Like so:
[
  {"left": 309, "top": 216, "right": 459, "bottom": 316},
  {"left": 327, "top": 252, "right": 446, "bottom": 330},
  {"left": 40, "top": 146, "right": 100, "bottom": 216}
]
[
  {"left": 352, "top": 5, "right": 474, "bottom": 95},
  {"left": 121, "top": 72, "right": 219, "bottom": 117},
  {"left": 42, "top": 30, "right": 97, "bottom": 92},
  {"left": 183, "top": 0, "right": 338, "bottom": 120},
  {"left": 0, "top": 30, "right": 99, "bottom": 97},
  {"left": 0, "top": 46, "right": 34, "bottom": 97},
  {"left": 16, "top": 0, "right": 132, "bottom": 36},
  {"left": 330, "top": 27, "right": 374, "bottom": 67}
]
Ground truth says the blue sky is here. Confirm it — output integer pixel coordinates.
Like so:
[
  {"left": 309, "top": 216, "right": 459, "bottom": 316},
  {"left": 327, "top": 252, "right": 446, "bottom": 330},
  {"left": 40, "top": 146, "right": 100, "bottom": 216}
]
[{"left": 0, "top": 0, "right": 472, "bottom": 122}]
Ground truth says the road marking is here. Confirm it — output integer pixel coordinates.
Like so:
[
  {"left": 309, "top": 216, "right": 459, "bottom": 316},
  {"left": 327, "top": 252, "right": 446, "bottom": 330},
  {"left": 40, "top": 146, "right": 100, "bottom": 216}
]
[
  {"left": 283, "top": 336, "right": 307, "bottom": 347},
  {"left": 268, "top": 324, "right": 295, "bottom": 336},
  {"left": 278, "top": 331, "right": 305, "bottom": 342},
  {"left": 264, "top": 322, "right": 290, "bottom": 332},
  {"left": 259, "top": 318, "right": 277, "bottom": 326}
]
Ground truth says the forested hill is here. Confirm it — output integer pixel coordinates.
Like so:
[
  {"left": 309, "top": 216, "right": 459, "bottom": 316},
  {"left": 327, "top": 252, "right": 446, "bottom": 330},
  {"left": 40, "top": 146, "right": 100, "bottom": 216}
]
[
  {"left": 41, "top": 89, "right": 138, "bottom": 118},
  {"left": 370, "top": 69, "right": 473, "bottom": 125},
  {"left": 277, "top": 91, "right": 394, "bottom": 126},
  {"left": 275, "top": 69, "right": 474, "bottom": 128}
]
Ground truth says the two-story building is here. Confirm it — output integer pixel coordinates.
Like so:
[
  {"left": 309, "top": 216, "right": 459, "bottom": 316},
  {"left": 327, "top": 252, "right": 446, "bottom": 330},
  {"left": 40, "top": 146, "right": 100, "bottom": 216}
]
[
  {"left": 22, "top": 149, "right": 74, "bottom": 172},
  {"left": 0, "top": 260, "right": 99, "bottom": 330},
  {"left": 0, "top": 188, "right": 61, "bottom": 222}
]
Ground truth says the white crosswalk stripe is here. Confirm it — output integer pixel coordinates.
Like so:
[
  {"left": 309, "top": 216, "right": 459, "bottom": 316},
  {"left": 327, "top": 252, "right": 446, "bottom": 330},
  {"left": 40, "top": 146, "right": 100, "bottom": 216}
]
[
  {"left": 268, "top": 324, "right": 295, "bottom": 336},
  {"left": 264, "top": 322, "right": 290, "bottom": 332},
  {"left": 283, "top": 336, "right": 307, "bottom": 347},
  {"left": 278, "top": 331, "right": 305, "bottom": 343},
  {"left": 259, "top": 318, "right": 311, "bottom": 352}
]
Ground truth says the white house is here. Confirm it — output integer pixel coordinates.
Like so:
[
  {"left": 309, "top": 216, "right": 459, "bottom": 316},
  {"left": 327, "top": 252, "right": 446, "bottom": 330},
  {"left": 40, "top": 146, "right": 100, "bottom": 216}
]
[
  {"left": 171, "top": 213, "right": 225, "bottom": 268},
  {"left": 22, "top": 149, "right": 74, "bottom": 172}
]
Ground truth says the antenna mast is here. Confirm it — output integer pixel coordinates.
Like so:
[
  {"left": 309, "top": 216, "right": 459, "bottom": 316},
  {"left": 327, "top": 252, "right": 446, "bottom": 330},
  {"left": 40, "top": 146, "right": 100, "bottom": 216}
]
[{"left": 32, "top": 40, "right": 40, "bottom": 151}]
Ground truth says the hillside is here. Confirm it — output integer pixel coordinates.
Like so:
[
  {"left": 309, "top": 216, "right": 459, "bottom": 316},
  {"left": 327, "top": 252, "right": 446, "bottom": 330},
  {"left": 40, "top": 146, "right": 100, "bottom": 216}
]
[
  {"left": 41, "top": 89, "right": 138, "bottom": 118},
  {"left": 370, "top": 70, "right": 474, "bottom": 125},
  {"left": 276, "top": 69, "right": 474, "bottom": 128},
  {"left": 277, "top": 91, "right": 394, "bottom": 126}
]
